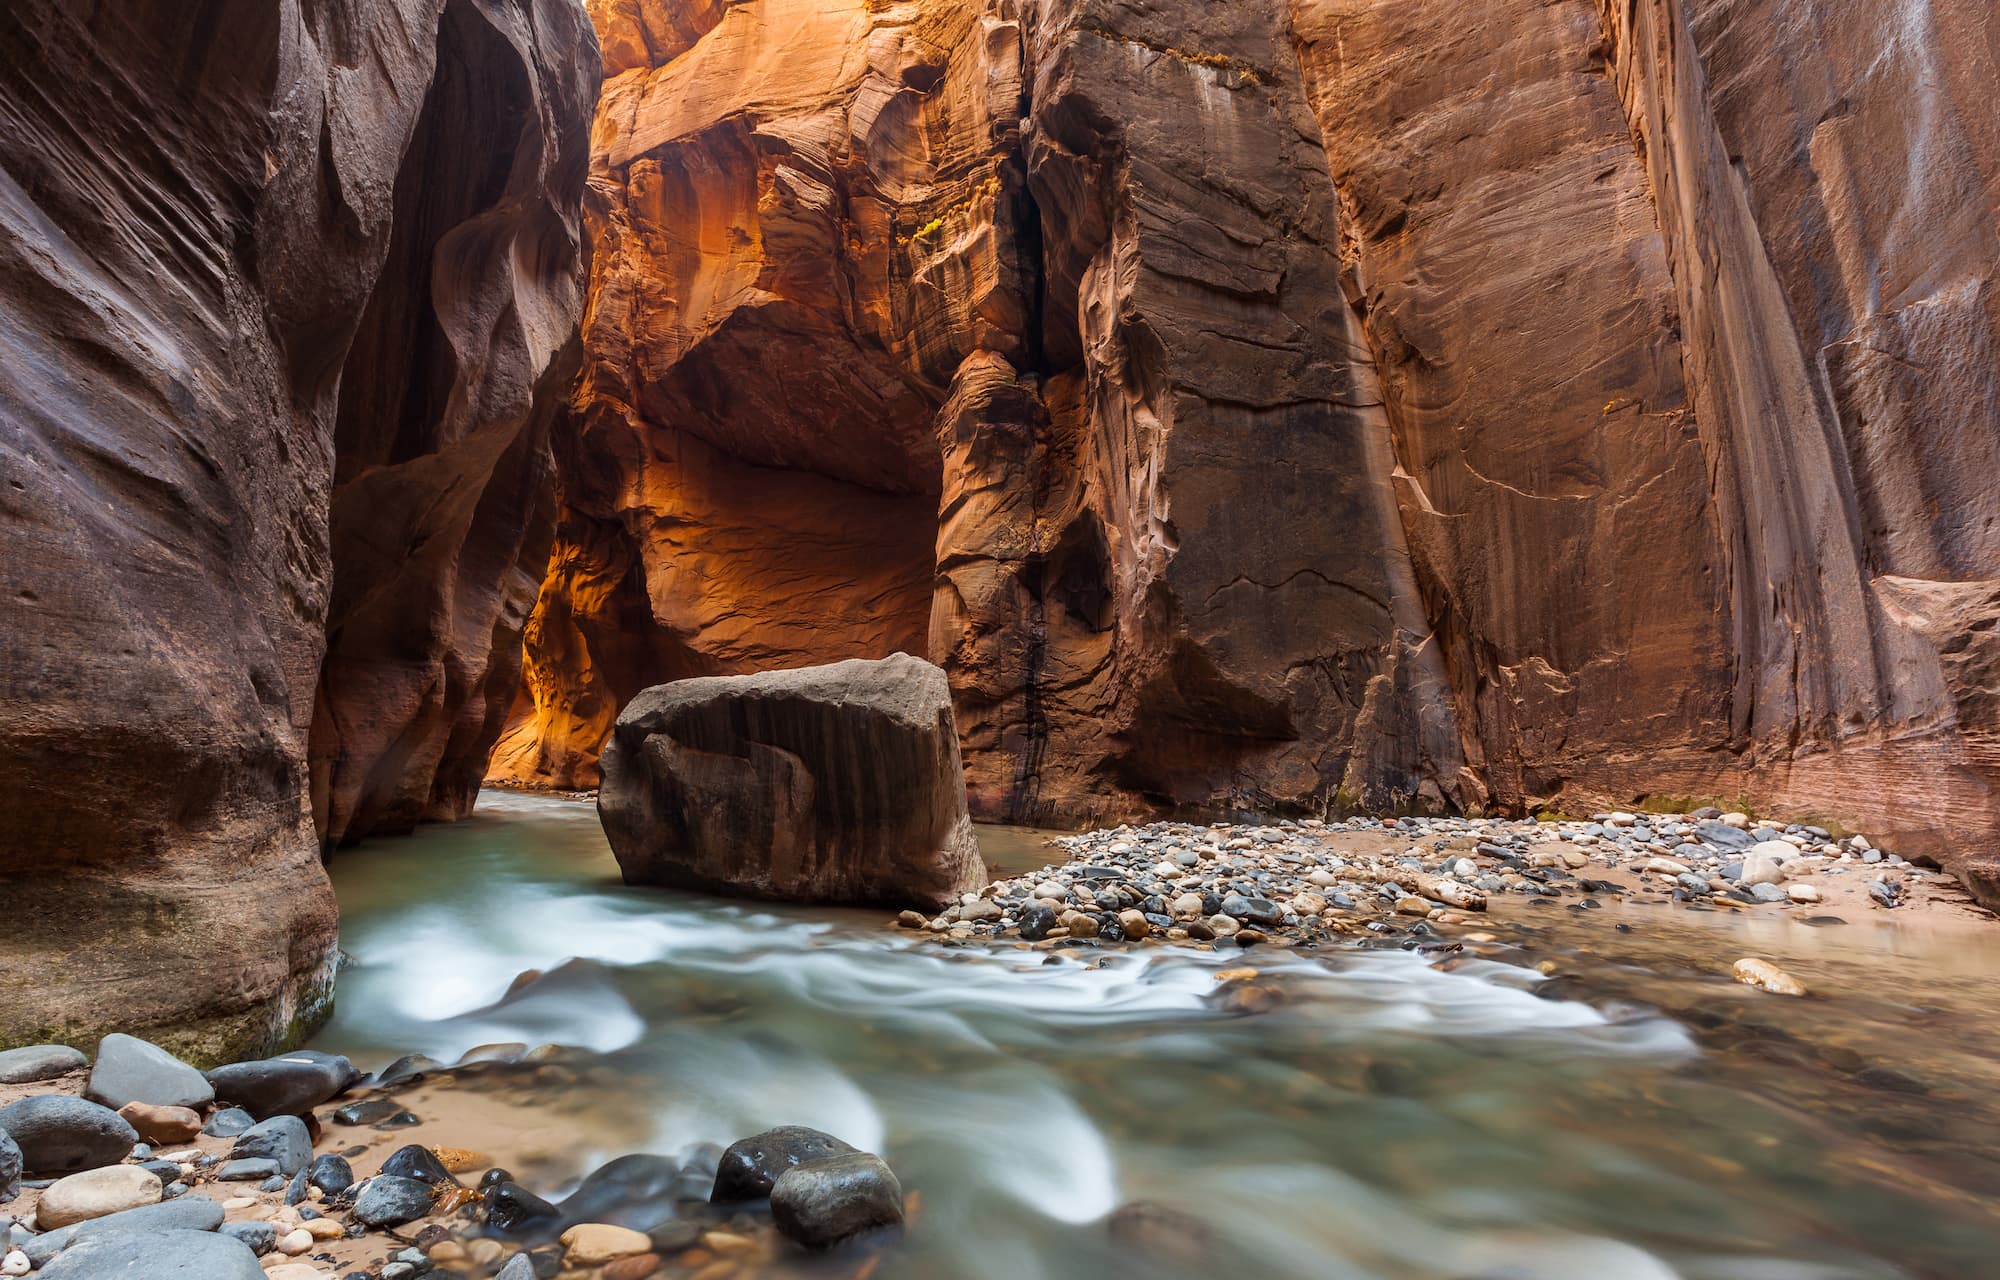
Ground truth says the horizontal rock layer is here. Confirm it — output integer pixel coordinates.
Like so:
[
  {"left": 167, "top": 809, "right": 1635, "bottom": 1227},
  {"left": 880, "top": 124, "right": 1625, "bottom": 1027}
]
[
  {"left": 0, "top": 0, "right": 595, "bottom": 1057},
  {"left": 503, "top": 0, "right": 1995, "bottom": 898}
]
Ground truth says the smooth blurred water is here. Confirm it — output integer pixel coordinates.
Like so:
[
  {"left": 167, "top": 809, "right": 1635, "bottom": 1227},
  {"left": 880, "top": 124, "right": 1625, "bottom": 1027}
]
[{"left": 313, "top": 792, "right": 2000, "bottom": 1280}]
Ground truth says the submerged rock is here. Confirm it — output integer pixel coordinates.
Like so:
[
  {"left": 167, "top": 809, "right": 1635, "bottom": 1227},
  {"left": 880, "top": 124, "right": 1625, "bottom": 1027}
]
[
  {"left": 1733, "top": 958, "right": 1809, "bottom": 997},
  {"left": 600, "top": 655, "right": 986, "bottom": 910},
  {"left": 769, "top": 1152, "right": 905, "bottom": 1250},
  {"left": 558, "top": 1154, "right": 682, "bottom": 1227}
]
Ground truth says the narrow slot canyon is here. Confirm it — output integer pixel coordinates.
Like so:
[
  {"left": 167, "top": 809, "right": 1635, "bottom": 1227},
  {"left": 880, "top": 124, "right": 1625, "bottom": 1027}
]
[{"left": 1, "top": 0, "right": 1998, "bottom": 1277}]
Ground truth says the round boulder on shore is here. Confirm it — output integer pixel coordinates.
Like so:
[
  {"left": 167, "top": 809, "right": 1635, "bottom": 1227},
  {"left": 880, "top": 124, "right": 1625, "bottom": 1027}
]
[
  {"left": 769, "top": 1152, "right": 905, "bottom": 1250},
  {"left": 0, "top": 1097, "right": 137, "bottom": 1175}
]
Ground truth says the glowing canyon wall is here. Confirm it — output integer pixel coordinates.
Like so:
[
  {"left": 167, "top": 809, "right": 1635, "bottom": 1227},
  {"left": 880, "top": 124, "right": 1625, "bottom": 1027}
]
[{"left": 498, "top": 0, "right": 1999, "bottom": 894}]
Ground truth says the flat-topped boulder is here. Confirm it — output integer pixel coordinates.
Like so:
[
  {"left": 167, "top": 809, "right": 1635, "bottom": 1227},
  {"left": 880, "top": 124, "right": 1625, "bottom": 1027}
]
[{"left": 599, "top": 654, "right": 986, "bottom": 910}]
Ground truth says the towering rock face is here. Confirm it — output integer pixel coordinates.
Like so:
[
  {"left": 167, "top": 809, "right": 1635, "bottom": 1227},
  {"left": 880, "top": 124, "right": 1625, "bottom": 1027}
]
[
  {"left": 512, "top": 0, "right": 1998, "bottom": 893},
  {"left": 0, "top": 0, "right": 595, "bottom": 1059},
  {"left": 1587, "top": 0, "right": 2000, "bottom": 884}
]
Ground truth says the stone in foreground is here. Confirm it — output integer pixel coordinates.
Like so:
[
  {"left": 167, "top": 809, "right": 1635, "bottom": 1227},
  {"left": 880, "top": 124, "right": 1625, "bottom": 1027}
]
[
  {"left": 769, "top": 1152, "right": 905, "bottom": 1250},
  {"left": 600, "top": 655, "right": 986, "bottom": 910},
  {"left": 712, "top": 1127, "right": 859, "bottom": 1203},
  {"left": 35, "top": 1229, "right": 261, "bottom": 1280}
]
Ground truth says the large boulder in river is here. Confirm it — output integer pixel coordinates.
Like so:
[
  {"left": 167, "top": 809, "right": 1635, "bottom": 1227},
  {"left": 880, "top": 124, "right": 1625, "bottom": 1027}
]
[{"left": 599, "top": 655, "right": 986, "bottom": 910}]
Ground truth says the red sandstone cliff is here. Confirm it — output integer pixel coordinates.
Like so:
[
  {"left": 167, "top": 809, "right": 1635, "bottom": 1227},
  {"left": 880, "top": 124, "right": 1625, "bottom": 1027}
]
[
  {"left": 499, "top": 0, "right": 1998, "bottom": 898},
  {"left": 0, "top": 0, "right": 596, "bottom": 1058}
]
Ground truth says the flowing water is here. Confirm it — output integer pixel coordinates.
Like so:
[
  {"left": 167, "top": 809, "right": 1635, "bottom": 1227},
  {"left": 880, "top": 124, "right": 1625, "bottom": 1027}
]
[{"left": 313, "top": 792, "right": 2000, "bottom": 1280}]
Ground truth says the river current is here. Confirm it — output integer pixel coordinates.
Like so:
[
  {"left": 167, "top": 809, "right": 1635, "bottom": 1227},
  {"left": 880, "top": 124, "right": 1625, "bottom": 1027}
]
[{"left": 311, "top": 791, "right": 2000, "bottom": 1280}]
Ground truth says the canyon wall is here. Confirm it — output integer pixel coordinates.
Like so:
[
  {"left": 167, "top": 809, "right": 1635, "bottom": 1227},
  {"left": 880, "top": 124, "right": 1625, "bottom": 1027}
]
[
  {"left": 506, "top": 0, "right": 1998, "bottom": 895},
  {"left": 0, "top": 0, "right": 595, "bottom": 1059}
]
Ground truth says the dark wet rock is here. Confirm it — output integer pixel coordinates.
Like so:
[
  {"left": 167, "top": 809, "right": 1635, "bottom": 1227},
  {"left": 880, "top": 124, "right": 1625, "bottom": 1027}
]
[
  {"left": 479, "top": 1167, "right": 515, "bottom": 1191},
  {"left": 381, "top": 1144, "right": 461, "bottom": 1189},
  {"left": 220, "top": 1221, "right": 278, "bottom": 1256},
  {"left": 558, "top": 1154, "right": 682, "bottom": 1227},
  {"left": 0, "top": 1097, "right": 137, "bottom": 1174},
  {"left": 352, "top": 1175, "right": 437, "bottom": 1228},
  {"left": 714, "top": 1128, "right": 858, "bottom": 1203},
  {"left": 35, "top": 1228, "right": 262, "bottom": 1280},
  {"left": 1018, "top": 905, "right": 1058, "bottom": 941},
  {"left": 232, "top": 1116, "right": 311, "bottom": 1177},
  {"left": 769, "top": 1152, "right": 904, "bottom": 1250},
  {"left": 377, "top": 1055, "right": 446, "bottom": 1087},
  {"left": 20, "top": 1196, "right": 225, "bottom": 1265},
  {"left": 201, "top": 1109, "right": 256, "bottom": 1139},
  {"left": 206, "top": 1052, "right": 358, "bottom": 1120},
  {"left": 332, "top": 1099, "right": 416, "bottom": 1127},
  {"left": 309, "top": 1154, "right": 355, "bottom": 1198},
  {"left": 84, "top": 1035, "right": 212, "bottom": 1112},
  {"left": 1105, "top": 1200, "right": 1217, "bottom": 1265},
  {"left": 485, "top": 1181, "right": 561, "bottom": 1235},
  {"left": 0, "top": 1045, "right": 87, "bottom": 1084}
]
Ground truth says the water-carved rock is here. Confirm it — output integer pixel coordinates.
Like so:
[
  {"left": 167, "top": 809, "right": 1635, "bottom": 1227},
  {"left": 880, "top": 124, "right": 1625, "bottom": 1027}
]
[{"left": 600, "top": 655, "right": 986, "bottom": 909}]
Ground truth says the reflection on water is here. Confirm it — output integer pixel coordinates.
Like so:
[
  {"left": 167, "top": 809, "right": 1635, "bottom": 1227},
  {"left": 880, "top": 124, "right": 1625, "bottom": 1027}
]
[{"left": 315, "top": 792, "right": 2000, "bottom": 1279}]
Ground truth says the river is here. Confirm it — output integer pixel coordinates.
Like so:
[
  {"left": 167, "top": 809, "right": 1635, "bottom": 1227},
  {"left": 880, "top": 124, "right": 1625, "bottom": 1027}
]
[{"left": 310, "top": 791, "right": 2000, "bottom": 1279}]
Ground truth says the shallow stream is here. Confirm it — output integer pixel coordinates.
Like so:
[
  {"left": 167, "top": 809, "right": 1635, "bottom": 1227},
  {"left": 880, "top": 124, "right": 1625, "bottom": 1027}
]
[{"left": 312, "top": 792, "right": 2000, "bottom": 1279}]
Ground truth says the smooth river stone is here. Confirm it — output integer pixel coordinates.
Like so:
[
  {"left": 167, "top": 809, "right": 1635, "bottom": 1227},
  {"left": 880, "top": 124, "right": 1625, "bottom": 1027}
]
[
  {"left": 0, "top": 1046, "right": 87, "bottom": 1084},
  {"left": 84, "top": 1035, "right": 212, "bottom": 1112}
]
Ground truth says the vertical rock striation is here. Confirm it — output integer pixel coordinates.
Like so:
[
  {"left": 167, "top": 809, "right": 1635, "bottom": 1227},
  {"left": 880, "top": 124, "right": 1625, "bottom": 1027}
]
[
  {"left": 1592, "top": 0, "right": 2000, "bottom": 879},
  {"left": 0, "top": 0, "right": 595, "bottom": 1058}
]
